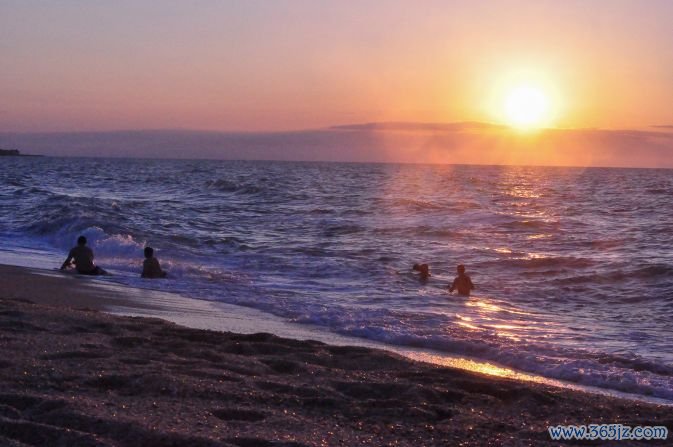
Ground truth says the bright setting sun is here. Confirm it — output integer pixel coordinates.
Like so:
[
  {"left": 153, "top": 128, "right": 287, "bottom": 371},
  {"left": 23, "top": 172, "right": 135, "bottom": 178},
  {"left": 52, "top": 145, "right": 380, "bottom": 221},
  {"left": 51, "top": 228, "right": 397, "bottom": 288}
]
[{"left": 503, "top": 84, "right": 551, "bottom": 129}]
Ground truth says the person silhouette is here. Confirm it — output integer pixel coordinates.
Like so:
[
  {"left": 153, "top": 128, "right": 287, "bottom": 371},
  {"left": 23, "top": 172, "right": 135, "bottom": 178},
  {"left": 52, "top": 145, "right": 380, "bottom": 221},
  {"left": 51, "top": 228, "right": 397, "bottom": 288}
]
[
  {"left": 141, "top": 246, "right": 167, "bottom": 278},
  {"left": 448, "top": 264, "right": 474, "bottom": 296},
  {"left": 60, "top": 235, "right": 106, "bottom": 275},
  {"left": 412, "top": 263, "right": 431, "bottom": 281}
]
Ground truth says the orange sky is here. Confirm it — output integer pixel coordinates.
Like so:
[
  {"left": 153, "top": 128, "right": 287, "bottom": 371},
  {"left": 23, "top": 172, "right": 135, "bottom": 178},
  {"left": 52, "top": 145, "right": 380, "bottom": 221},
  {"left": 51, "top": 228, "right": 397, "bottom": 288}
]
[{"left": 2, "top": 1, "right": 673, "bottom": 133}]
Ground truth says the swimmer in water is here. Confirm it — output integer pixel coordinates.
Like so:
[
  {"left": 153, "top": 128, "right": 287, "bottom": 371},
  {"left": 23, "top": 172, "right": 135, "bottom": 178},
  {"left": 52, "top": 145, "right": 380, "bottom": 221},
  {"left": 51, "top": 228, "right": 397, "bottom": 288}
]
[
  {"left": 412, "top": 263, "right": 431, "bottom": 281},
  {"left": 448, "top": 264, "right": 474, "bottom": 296}
]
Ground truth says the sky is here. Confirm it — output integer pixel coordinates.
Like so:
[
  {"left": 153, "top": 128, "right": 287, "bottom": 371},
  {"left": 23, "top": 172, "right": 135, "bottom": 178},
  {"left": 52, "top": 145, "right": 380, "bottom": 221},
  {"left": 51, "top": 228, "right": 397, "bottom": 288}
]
[
  {"left": 3, "top": 0, "right": 673, "bottom": 133},
  {"left": 2, "top": 1, "right": 673, "bottom": 167}
]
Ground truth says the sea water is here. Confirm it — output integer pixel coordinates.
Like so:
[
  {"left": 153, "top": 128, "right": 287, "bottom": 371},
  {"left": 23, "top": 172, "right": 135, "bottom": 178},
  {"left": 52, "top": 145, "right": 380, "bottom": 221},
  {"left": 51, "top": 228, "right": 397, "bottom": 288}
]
[{"left": 1, "top": 157, "right": 672, "bottom": 401}]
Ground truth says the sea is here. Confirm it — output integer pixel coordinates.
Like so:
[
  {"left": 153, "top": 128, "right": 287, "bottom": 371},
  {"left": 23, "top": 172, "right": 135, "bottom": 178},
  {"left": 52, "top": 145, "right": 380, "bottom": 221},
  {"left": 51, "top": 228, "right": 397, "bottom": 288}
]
[{"left": 1, "top": 157, "right": 672, "bottom": 402}]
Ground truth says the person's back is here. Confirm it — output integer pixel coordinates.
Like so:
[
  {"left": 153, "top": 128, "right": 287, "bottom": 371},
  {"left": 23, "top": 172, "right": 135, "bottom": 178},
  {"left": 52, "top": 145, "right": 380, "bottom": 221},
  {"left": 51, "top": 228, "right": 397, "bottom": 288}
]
[
  {"left": 141, "top": 247, "right": 167, "bottom": 278},
  {"left": 69, "top": 244, "right": 95, "bottom": 273},
  {"left": 449, "top": 264, "right": 474, "bottom": 296},
  {"left": 60, "top": 235, "right": 104, "bottom": 275}
]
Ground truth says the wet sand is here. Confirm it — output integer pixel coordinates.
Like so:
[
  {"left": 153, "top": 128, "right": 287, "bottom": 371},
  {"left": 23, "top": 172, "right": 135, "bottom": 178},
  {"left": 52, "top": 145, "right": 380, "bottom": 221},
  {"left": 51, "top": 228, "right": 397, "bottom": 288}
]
[{"left": 0, "top": 265, "right": 671, "bottom": 446}]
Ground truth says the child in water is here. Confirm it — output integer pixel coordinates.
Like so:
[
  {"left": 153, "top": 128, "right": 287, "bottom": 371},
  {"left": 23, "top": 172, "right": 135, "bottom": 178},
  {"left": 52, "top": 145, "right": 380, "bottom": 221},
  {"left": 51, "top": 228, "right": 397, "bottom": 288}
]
[
  {"left": 141, "top": 246, "right": 167, "bottom": 278},
  {"left": 448, "top": 264, "right": 474, "bottom": 296},
  {"left": 412, "top": 263, "right": 431, "bottom": 281}
]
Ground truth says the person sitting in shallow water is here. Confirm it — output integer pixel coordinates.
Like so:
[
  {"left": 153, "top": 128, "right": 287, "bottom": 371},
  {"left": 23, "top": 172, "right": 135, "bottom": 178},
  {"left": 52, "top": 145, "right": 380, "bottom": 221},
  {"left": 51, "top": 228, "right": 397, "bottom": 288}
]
[
  {"left": 448, "top": 264, "right": 474, "bottom": 296},
  {"left": 141, "top": 246, "right": 167, "bottom": 278},
  {"left": 412, "top": 263, "right": 431, "bottom": 281},
  {"left": 60, "top": 235, "right": 107, "bottom": 275}
]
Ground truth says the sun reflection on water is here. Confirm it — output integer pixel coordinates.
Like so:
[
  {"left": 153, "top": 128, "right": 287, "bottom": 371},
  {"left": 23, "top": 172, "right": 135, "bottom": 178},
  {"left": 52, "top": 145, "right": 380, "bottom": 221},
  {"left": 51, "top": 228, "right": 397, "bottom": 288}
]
[
  {"left": 455, "top": 321, "right": 480, "bottom": 331},
  {"left": 407, "top": 353, "right": 549, "bottom": 383},
  {"left": 466, "top": 299, "right": 501, "bottom": 312},
  {"left": 527, "top": 233, "right": 552, "bottom": 240},
  {"left": 493, "top": 247, "right": 512, "bottom": 254},
  {"left": 505, "top": 186, "right": 542, "bottom": 199}
]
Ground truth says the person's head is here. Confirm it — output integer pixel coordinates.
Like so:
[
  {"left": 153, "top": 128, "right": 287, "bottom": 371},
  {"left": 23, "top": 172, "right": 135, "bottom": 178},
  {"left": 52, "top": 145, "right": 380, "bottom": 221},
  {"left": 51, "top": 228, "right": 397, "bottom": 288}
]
[
  {"left": 144, "top": 246, "right": 154, "bottom": 259},
  {"left": 77, "top": 235, "right": 87, "bottom": 246},
  {"left": 412, "top": 263, "right": 430, "bottom": 276},
  {"left": 457, "top": 264, "right": 466, "bottom": 274}
]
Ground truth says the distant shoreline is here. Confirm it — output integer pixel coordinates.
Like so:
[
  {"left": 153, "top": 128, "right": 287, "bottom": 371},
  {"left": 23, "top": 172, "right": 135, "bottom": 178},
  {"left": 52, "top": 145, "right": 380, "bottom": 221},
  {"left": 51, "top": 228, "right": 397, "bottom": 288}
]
[{"left": 0, "top": 148, "right": 42, "bottom": 157}]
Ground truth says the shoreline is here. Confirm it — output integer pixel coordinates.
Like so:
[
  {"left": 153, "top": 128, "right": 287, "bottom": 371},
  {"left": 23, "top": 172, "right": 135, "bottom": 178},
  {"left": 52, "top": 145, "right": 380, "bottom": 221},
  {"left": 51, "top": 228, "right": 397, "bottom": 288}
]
[
  {"left": 1, "top": 263, "right": 671, "bottom": 407},
  {"left": 0, "top": 264, "right": 671, "bottom": 445}
]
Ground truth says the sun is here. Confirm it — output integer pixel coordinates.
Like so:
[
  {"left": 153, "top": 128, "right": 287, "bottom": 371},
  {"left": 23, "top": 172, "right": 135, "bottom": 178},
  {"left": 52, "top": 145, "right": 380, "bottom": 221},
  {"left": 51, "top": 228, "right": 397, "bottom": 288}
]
[{"left": 503, "top": 84, "right": 551, "bottom": 129}]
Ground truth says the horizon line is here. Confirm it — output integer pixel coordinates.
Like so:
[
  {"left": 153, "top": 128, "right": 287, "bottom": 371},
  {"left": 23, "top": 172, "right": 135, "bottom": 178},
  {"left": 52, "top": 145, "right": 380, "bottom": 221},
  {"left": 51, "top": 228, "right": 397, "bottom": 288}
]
[
  {"left": 2, "top": 120, "right": 672, "bottom": 136},
  {"left": 4, "top": 151, "right": 673, "bottom": 172}
]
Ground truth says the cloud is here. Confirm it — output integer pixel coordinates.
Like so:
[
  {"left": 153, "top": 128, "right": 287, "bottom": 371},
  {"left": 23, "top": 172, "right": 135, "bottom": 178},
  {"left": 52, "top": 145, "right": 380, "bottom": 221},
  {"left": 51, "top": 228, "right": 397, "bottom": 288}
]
[{"left": 331, "top": 121, "right": 507, "bottom": 132}]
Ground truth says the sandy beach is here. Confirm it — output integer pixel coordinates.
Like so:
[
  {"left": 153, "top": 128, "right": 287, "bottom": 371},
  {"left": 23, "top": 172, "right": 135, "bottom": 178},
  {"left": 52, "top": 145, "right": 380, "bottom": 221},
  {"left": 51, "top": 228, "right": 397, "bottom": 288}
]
[{"left": 0, "top": 264, "right": 670, "bottom": 446}]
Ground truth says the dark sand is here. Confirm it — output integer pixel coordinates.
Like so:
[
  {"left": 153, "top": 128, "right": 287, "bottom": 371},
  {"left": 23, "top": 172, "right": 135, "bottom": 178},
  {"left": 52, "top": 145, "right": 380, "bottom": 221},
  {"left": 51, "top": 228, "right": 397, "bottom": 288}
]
[{"left": 0, "top": 265, "right": 671, "bottom": 446}]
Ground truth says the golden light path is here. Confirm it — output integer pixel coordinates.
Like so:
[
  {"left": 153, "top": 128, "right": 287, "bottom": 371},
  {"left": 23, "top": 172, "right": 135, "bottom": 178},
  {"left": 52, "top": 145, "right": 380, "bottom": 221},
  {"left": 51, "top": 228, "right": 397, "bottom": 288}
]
[
  {"left": 400, "top": 351, "right": 672, "bottom": 406},
  {"left": 393, "top": 295, "right": 671, "bottom": 405}
]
